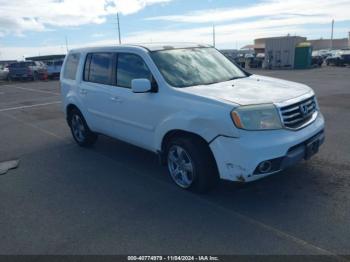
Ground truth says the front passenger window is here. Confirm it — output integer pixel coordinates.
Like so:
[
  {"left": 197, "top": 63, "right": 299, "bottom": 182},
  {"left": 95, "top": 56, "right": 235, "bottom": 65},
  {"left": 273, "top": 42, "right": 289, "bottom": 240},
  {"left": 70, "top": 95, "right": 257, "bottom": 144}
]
[{"left": 117, "top": 54, "right": 152, "bottom": 88}]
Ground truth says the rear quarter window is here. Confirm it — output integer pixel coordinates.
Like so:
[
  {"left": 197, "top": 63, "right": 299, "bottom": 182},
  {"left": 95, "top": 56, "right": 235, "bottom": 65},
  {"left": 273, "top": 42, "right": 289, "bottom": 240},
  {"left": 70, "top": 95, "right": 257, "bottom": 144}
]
[{"left": 63, "top": 53, "right": 81, "bottom": 80}]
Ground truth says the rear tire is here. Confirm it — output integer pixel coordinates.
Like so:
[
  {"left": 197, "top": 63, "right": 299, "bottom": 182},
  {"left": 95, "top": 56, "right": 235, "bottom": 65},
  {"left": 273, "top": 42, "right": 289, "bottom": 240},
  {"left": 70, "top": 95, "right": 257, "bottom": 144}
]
[
  {"left": 68, "top": 108, "right": 98, "bottom": 147},
  {"left": 165, "top": 136, "right": 218, "bottom": 193}
]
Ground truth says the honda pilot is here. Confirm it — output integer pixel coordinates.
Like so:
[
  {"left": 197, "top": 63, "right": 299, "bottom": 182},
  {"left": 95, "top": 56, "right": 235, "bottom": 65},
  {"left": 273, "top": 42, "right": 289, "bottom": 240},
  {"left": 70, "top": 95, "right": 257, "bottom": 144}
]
[{"left": 60, "top": 43, "right": 325, "bottom": 192}]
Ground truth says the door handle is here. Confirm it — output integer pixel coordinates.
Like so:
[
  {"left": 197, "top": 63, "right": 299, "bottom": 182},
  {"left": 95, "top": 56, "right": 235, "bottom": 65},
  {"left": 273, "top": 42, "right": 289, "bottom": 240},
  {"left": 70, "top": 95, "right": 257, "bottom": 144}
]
[{"left": 80, "top": 89, "right": 88, "bottom": 95}]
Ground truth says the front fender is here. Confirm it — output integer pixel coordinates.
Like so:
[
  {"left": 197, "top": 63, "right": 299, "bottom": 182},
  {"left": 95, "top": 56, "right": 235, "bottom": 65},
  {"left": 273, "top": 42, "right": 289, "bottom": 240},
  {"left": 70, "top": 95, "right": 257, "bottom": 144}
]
[{"left": 153, "top": 111, "right": 239, "bottom": 151}]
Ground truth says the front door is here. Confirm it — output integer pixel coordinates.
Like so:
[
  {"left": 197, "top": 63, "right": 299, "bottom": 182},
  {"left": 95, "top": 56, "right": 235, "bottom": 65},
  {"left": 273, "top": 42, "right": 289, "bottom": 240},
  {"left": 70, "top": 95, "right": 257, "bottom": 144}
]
[{"left": 108, "top": 53, "right": 161, "bottom": 150}]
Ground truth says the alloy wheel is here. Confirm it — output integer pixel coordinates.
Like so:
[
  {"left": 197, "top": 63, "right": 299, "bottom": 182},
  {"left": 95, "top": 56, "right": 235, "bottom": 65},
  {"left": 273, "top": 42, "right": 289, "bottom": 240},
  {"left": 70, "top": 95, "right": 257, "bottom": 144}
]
[{"left": 167, "top": 145, "right": 195, "bottom": 188}]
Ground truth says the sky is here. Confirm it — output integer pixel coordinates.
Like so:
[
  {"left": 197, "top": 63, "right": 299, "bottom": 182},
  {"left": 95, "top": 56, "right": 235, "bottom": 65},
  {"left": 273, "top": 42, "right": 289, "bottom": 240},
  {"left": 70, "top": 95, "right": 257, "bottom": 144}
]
[{"left": 0, "top": 0, "right": 350, "bottom": 60}]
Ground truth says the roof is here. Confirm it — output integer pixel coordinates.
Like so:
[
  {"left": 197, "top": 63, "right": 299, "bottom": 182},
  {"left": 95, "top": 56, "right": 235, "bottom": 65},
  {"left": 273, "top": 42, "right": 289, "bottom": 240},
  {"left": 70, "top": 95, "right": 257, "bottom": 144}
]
[
  {"left": 134, "top": 42, "right": 211, "bottom": 51},
  {"left": 240, "top": 44, "right": 255, "bottom": 50},
  {"left": 70, "top": 42, "right": 212, "bottom": 53},
  {"left": 26, "top": 54, "right": 66, "bottom": 61}
]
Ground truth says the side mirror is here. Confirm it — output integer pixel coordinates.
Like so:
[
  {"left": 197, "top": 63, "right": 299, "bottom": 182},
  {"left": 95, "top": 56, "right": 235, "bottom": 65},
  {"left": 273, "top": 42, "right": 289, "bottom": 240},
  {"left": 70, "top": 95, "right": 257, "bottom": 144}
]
[{"left": 131, "top": 79, "right": 152, "bottom": 93}]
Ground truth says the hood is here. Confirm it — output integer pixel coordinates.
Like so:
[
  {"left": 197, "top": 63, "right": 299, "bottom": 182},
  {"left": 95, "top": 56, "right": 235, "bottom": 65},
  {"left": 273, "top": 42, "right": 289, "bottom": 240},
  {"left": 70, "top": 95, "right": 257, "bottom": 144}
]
[{"left": 180, "top": 74, "right": 313, "bottom": 106}]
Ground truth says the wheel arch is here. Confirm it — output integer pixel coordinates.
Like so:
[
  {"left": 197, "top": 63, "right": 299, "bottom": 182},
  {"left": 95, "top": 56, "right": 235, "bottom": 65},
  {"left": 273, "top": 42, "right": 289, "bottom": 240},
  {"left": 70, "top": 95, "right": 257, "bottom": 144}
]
[
  {"left": 66, "top": 103, "right": 82, "bottom": 126},
  {"left": 159, "top": 129, "right": 215, "bottom": 166}
]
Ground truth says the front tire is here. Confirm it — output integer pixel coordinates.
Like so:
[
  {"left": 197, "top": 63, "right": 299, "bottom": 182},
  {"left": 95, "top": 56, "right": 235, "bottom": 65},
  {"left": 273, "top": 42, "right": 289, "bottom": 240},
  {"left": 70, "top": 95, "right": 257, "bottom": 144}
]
[
  {"left": 166, "top": 136, "right": 218, "bottom": 193},
  {"left": 68, "top": 109, "right": 98, "bottom": 147}
]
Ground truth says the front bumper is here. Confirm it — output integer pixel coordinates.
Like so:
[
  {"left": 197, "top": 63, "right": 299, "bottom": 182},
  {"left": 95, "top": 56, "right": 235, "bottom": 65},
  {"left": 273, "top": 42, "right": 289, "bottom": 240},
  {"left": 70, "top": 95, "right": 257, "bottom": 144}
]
[{"left": 209, "top": 113, "right": 325, "bottom": 182}]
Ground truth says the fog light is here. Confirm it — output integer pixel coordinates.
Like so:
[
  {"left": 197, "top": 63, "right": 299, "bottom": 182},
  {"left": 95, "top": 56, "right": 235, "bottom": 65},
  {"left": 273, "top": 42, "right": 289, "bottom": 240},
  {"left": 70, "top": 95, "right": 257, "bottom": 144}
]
[{"left": 258, "top": 161, "right": 272, "bottom": 173}]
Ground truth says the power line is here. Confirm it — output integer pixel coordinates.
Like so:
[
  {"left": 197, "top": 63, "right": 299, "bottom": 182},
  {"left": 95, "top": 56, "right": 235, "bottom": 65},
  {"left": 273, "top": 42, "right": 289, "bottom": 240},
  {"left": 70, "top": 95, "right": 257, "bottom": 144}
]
[{"left": 330, "top": 19, "right": 334, "bottom": 50}]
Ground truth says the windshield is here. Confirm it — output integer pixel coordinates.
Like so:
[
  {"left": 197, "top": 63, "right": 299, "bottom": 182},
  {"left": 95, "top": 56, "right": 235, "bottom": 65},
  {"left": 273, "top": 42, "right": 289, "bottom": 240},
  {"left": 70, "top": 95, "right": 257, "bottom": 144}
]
[{"left": 150, "top": 47, "right": 247, "bottom": 88}]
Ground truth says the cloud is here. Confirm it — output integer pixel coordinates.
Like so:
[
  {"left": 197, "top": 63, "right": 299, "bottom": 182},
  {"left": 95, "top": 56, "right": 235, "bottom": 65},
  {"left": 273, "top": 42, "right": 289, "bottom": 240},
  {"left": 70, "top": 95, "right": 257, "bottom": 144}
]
[
  {"left": 1, "top": 0, "right": 350, "bottom": 59},
  {"left": 107, "top": 0, "right": 172, "bottom": 15},
  {"left": 121, "top": 13, "right": 349, "bottom": 46},
  {"left": 0, "top": 0, "right": 171, "bottom": 36},
  {"left": 2, "top": 21, "right": 349, "bottom": 60},
  {"left": 146, "top": 0, "right": 350, "bottom": 24}
]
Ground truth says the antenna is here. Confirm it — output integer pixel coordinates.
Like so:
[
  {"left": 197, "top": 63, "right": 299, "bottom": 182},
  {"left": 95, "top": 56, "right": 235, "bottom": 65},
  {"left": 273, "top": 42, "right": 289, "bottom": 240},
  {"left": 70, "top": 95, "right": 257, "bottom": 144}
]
[
  {"left": 117, "top": 13, "right": 122, "bottom": 45},
  {"left": 213, "top": 24, "right": 216, "bottom": 47}
]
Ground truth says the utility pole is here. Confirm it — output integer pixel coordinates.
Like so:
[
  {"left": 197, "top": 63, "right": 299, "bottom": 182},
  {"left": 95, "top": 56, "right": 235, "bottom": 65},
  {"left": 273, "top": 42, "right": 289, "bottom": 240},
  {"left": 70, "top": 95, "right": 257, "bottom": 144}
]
[
  {"left": 212, "top": 24, "right": 216, "bottom": 47},
  {"left": 117, "top": 12, "right": 122, "bottom": 45},
  {"left": 65, "top": 36, "right": 69, "bottom": 53},
  {"left": 330, "top": 19, "right": 334, "bottom": 50}
]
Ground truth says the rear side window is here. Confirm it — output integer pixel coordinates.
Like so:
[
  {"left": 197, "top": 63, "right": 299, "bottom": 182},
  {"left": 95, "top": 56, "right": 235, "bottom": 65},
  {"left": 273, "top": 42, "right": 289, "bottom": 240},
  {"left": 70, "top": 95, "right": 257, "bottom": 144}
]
[
  {"left": 117, "top": 53, "right": 152, "bottom": 88},
  {"left": 84, "top": 53, "right": 114, "bottom": 85},
  {"left": 63, "top": 53, "right": 81, "bottom": 80}
]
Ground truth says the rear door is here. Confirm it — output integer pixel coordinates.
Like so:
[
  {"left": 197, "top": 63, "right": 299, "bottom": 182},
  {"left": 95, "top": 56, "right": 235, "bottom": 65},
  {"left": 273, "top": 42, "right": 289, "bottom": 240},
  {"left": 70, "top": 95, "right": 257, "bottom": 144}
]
[{"left": 79, "top": 52, "right": 116, "bottom": 135}]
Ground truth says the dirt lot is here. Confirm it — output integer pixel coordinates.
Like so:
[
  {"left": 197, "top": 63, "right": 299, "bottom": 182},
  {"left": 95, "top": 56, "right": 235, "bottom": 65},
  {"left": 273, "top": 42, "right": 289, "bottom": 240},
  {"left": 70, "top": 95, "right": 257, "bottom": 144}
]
[{"left": 0, "top": 67, "right": 349, "bottom": 258}]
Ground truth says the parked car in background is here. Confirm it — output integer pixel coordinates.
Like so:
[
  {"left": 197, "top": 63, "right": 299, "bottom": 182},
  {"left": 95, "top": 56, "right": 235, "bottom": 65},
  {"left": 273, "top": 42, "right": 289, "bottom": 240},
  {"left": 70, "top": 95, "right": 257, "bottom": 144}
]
[
  {"left": 248, "top": 53, "right": 264, "bottom": 68},
  {"left": 326, "top": 51, "right": 350, "bottom": 66},
  {"left": 311, "top": 55, "right": 323, "bottom": 67},
  {"left": 326, "top": 54, "right": 341, "bottom": 66},
  {"left": 0, "top": 65, "right": 9, "bottom": 80},
  {"left": 314, "top": 49, "right": 332, "bottom": 59},
  {"left": 60, "top": 43, "right": 325, "bottom": 192},
  {"left": 46, "top": 59, "right": 64, "bottom": 79},
  {"left": 234, "top": 54, "right": 246, "bottom": 68},
  {"left": 8, "top": 61, "right": 47, "bottom": 81}
]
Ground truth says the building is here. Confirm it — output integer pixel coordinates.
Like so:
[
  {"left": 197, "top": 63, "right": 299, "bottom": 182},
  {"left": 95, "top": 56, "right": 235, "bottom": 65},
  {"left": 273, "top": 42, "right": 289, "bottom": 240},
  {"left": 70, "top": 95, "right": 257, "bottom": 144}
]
[
  {"left": 263, "top": 36, "right": 307, "bottom": 69},
  {"left": 250, "top": 33, "right": 350, "bottom": 53},
  {"left": 25, "top": 54, "right": 66, "bottom": 62},
  {"left": 307, "top": 37, "right": 349, "bottom": 50},
  {"left": 252, "top": 38, "right": 268, "bottom": 54},
  {"left": 0, "top": 60, "right": 17, "bottom": 66}
]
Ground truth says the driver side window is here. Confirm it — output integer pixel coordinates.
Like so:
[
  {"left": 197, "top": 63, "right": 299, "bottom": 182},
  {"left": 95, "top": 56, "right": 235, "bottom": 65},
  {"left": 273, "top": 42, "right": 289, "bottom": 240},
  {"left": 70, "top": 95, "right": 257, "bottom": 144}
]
[{"left": 116, "top": 53, "right": 153, "bottom": 89}]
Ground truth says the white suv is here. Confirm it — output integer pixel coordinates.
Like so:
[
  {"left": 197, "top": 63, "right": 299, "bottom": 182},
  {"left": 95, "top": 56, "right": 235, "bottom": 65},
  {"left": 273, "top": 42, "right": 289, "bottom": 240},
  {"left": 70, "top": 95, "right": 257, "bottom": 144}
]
[{"left": 60, "top": 43, "right": 325, "bottom": 192}]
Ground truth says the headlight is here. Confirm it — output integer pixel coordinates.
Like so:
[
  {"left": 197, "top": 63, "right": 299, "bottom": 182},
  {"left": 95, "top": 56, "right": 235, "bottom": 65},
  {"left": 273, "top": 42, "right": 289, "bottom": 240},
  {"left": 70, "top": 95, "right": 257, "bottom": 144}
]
[{"left": 231, "top": 104, "right": 282, "bottom": 130}]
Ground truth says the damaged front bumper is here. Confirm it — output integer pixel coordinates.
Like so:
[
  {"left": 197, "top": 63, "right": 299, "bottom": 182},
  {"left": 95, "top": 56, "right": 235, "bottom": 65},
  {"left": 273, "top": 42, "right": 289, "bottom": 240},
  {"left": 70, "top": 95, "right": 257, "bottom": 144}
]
[{"left": 209, "top": 113, "right": 325, "bottom": 182}]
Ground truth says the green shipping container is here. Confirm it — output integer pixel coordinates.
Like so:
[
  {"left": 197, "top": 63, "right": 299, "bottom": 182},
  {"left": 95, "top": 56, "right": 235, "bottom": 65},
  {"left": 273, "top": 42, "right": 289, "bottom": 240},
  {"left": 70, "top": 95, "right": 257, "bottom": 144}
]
[{"left": 294, "top": 43, "right": 312, "bottom": 69}]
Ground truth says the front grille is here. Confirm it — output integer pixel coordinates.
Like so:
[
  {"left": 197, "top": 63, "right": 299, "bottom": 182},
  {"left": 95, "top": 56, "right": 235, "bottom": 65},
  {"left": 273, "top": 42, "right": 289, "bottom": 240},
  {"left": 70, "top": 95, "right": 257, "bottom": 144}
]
[{"left": 280, "top": 96, "right": 317, "bottom": 129}]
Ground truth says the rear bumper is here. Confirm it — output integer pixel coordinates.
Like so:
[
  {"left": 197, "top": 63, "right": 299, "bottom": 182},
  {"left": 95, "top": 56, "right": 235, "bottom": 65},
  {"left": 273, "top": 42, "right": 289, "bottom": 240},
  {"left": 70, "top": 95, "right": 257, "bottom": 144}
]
[{"left": 209, "top": 113, "right": 325, "bottom": 182}]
